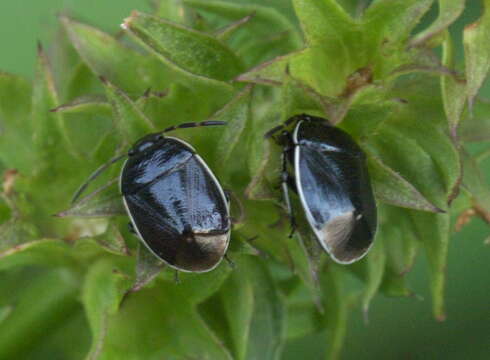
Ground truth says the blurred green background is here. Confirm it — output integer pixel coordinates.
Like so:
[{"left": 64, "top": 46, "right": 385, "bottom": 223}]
[{"left": 0, "top": 1, "right": 488, "bottom": 359}]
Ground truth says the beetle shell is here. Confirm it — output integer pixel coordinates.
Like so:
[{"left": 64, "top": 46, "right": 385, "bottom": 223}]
[
  {"left": 121, "top": 134, "right": 231, "bottom": 272},
  {"left": 291, "top": 115, "right": 377, "bottom": 264}
]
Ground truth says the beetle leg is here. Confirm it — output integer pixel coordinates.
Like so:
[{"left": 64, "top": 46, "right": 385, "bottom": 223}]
[
  {"left": 264, "top": 124, "right": 285, "bottom": 139},
  {"left": 128, "top": 222, "right": 136, "bottom": 235},
  {"left": 223, "top": 189, "right": 231, "bottom": 203},
  {"left": 174, "top": 270, "right": 180, "bottom": 284},
  {"left": 224, "top": 254, "right": 236, "bottom": 269},
  {"left": 225, "top": 189, "right": 246, "bottom": 226},
  {"left": 286, "top": 174, "right": 298, "bottom": 194},
  {"left": 281, "top": 150, "right": 297, "bottom": 238}
]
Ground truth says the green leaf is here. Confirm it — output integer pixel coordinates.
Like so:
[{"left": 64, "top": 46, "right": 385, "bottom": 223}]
[
  {"left": 0, "top": 72, "right": 31, "bottom": 119},
  {"left": 380, "top": 273, "right": 414, "bottom": 298},
  {"left": 459, "top": 100, "right": 490, "bottom": 142},
  {"left": 51, "top": 95, "right": 111, "bottom": 116},
  {"left": 464, "top": 0, "right": 490, "bottom": 110},
  {"left": 56, "top": 179, "right": 126, "bottom": 218},
  {"left": 23, "top": 310, "right": 90, "bottom": 360},
  {"left": 410, "top": 211, "right": 450, "bottom": 321},
  {"left": 91, "top": 222, "right": 130, "bottom": 256},
  {"left": 0, "top": 73, "right": 33, "bottom": 171},
  {"left": 359, "top": 240, "right": 386, "bottom": 320},
  {"left": 214, "top": 13, "right": 255, "bottom": 42},
  {"left": 363, "top": 0, "right": 433, "bottom": 77},
  {"left": 368, "top": 126, "right": 448, "bottom": 210},
  {"left": 212, "top": 84, "right": 253, "bottom": 176},
  {"left": 368, "top": 77, "right": 461, "bottom": 210},
  {"left": 441, "top": 32, "right": 466, "bottom": 134},
  {"left": 97, "top": 277, "right": 234, "bottom": 359},
  {"left": 240, "top": 256, "right": 285, "bottom": 359},
  {"left": 368, "top": 155, "right": 443, "bottom": 212},
  {"left": 0, "top": 269, "right": 80, "bottom": 359},
  {"left": 0, "top": 305, "right": 13, "bottom": 325},
  {"left": 153, "top": 0, "right": 186, "bottom": 22},
  {"left": 135, "top": 82, "right": 226, "bottom": 138},
  {"left": 172, "top": 262, "right": 231, "bottom": 305},
  {"left": 339, "top": 100, "right": 393, "bottom": 137},
  {"left": 236, "top": 51, "right": 294, "bottom": 87},
  {"left": 280, "top": 73, "right": 328, "bottom": 120},
  {"left": 292, "top": 0, "right": 356, "bottom": 47},
  {"left": 82, "top": 259, "right": 132, "bottom": 360},
  {"left": 91, "top": 129, "right": 123, "bottom": 166},
  {"left": 238, "top": 42, "right": 360, "bottom": 97},
  {"left": 461, "top": 150, "right": 490, "bottom": 217},
  {"left": 184, "top": 0, "right": 302, "bottom": 66},
  {"left": 122, "top": 11, "right": 240, "bottom": 94},
  {"left": 50, "top": 26, "right": 83, "bottom": 97},
  {"left": 245, "top": 106, "right": 281, "bottom": 200},
  {"left": 380, "top": 205, "right": 419, "bottom": 276},
  {"left": 0, "top": 238, "right": 73, "bottom": 272},
  {"left": 220, "top": 260, "right": 254, "bottom": 360},
  {"left": 284, "top": 271, "right": 322, "bottom": 341},
  {"left": 32, "top": 44, "right": 74, "bottom": 164},
  {"left": 363, "top": 0, "right": 433, "bottom": 46},
  {"left": 102, "top": 77, "right": 156, "bottom": 139},
  {"left": 410, "top": 0, "right": 465, "bottom": 47},
  {"left": 65, "top": 63, "right": 102, "bottom": 100},
  {"left": 208, "top": 0, "right": 298, "bottom": 23},
  {"left": 285, "top": 292, "right": 321, "bottom": 340},
  {"left": 0, "top": 218, "right": 38, "bottom": 249},
  {"left": 285, "top": 230, "right": 323, "bottom": 311},
  {"left": 201, "top": 256, "right": 285, "bottom": 360},
  {"left": 227, "top": 231, "right": 261, "bottom": 256},
  {"left": 51, "top": 94, "right": 115, "bottom": 158},
  {"left": 240, "top": 32, "right": 301, "bottom": 72},
  {"left": 292, "top": 0, "right": 368, "bottom": 82},
  {"left": 125, "top": 244, "right": 164, "bottom": 294},
  {"left": 379, "top": 206, "right": 419, "bottom": 298},
  {"left": 61, "top": 16, "right": 167, "bottom": 94},
  {"left": 320, "top": 266, "right": 350, "bottom": 360}
]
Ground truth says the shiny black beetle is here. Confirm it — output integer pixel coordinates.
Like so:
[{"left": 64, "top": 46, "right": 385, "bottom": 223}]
[
  {"left": 266, "top": 114, "right": 377, "bottom": 264},
  {"left": 74, "top": 121, "right": 231, "bottom": 272}
]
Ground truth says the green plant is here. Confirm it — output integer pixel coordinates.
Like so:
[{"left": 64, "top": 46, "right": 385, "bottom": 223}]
[{"left": 1, "top": 0, "right": 489, "bottom": 359}]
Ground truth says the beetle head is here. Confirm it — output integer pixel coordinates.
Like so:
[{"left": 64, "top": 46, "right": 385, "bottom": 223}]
[
  {"left": 128, "top": 133, "right": 164, "bottom": 156},
  {"left": 275, "top": 129, "right": 291, "bottom": 147}
]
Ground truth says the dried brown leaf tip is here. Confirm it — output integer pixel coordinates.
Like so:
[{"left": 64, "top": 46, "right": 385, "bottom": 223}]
[
  {"left": 473, "top": 203, "right": 490, "bottom": 224},
  {"left": 2, "top": 169, "right": 19, "bottom": 196},
  {"left": 340, "top": 66, "right": 373, "bottom": 98},
  {"left": 455, "top": 204, "right": 490, "bottom": 232},
  {"left": 454, "top": 208, "right": 476, "bottom": 232}
]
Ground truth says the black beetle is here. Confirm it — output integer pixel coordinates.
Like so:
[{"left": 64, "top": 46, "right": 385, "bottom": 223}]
[
  {"left": 73, "top": 121, "right": 231, "bottom": 272},
  {"left": 266, "top": 114, "right": 377, "bottom": 264}
]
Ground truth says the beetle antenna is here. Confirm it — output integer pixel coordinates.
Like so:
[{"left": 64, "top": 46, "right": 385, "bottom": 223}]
[
  {"left": 71, "top": 153, "right": 126, "bottom": 204},
  {"left": 264, "top": 124, "right": 285, "bottom": 139},
  {"left": 264, "top": 116, "right": 299, "bottom": 139},
  {"left": 160, "top": 120, "right": 227, "bottom": 135}
]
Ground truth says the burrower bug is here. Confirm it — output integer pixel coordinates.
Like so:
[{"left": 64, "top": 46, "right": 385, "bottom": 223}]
[
  {"left": 266, "top": 114, "right": 377, "bottom": 264},
  {"left": 73, "top": 121, "right": 231, "bottom": 272}
]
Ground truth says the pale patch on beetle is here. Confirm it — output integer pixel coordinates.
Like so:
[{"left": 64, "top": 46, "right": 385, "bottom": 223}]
[
  {"left": 194, "top": 233, "right": 229, "bottom": 254},
  {"left": 321, "top": 211, "right": 355, "bottom": 247}
]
